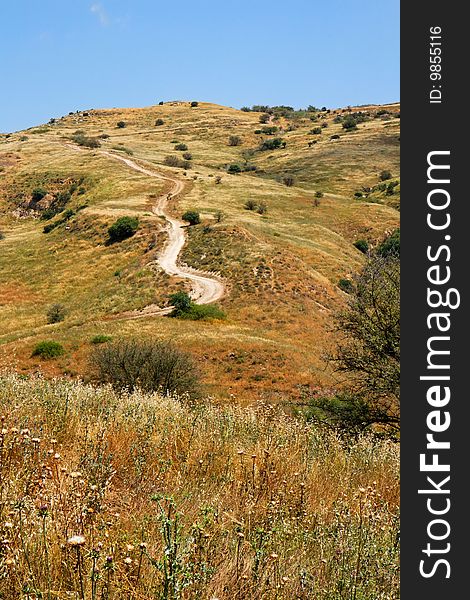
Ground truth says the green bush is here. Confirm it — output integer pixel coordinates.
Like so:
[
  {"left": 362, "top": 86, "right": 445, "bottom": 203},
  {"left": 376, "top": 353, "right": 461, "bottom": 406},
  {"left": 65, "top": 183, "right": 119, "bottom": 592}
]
[
  {"left": 31, "top": 188, "right": 47, "bottom": 202},
  {"left": 311, "top": 127, "right": 322, "bottom": 135},
  {"left": 227, "top": 164, "right": 242, "bottom": 174},
  {"left": 46, "top": 303, "right": 67, "bottom": 324},
  {"left": 261, "top": 126, "right": 278, "bottom": 135},
  {"left": 377, "top": 229, "right": 400, "bottom": 258},
  {"left": 175, "top": 143, "right": 188, "bottom": 151},
  {"left": 169, "top": 291, "right": 226, "bottom": 321},
  {"left": 91, "top": 335, "right": 112, "bottom": 345},
  {"left": 259, "top": 138, "right": 284, "bottom": 151},
  {"left": 91, "top": 339, "right": 200, "bottom": 397},
  {"left": 182, "top": 211, "right": 200, "bottom": 226},
  {"left": 354, "top": 239, "right": 369, "bottom": 254},
  {"left": 228, "top": 135, "right": 242, "bottom": 146},
  {"left": 379, "top": 170, "right": 392, "bottom": 181},
  {"left": 190, "top": 101, "right": 199, "bottom": 107},
  {"left": 155, "top": 119, "right": 165, "bottom": 126},
  {"left": 259, "top": 113, "right": 271, "bottom": 124},
  {"left": 338, "top": 278, "right": 353, "bottom": 293},
  {"left": 116, "top": 121, "right": 126, "bottom": 128},
  {"left": 182, "top": 152, "right": 192, "bottom": 161},
  {"left": 315, "top": 191, "right": 324, "bottom": 198},
  {"left": 32, "top": 341, "right": 65, "bottom": 359},
  {"left": 342, "top": 116, "right": 358, "bottom": 130},
  {"left": 108, "top": 216, "right": 139, "bottom": 243},
  {"left": 257, "top": 202, "right": 268, "bottom": 215}
]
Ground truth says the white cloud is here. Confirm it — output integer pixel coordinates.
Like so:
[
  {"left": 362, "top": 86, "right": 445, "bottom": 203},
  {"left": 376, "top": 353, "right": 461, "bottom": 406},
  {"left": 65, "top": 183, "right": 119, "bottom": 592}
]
[{"left": 90, "top": 3, "right": 109, "bottom": 26}]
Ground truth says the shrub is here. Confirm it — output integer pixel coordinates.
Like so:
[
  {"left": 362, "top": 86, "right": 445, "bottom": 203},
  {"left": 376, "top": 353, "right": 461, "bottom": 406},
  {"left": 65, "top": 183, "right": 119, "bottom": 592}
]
[
  {"left": 182, "top": 211, "right": 200, "bottom": 226},
  {"left": 342, "top": 116, "right": 358, "bottom": 130},
  {"left": 227, "top": 164, "right": 242, "bottom": 174},
  {"left": 155, "top": 118, "right": 165, "bottom": 126},
  {"left": 31, "top": 188, "right": 47, "bottom": 202},
  {"left": 257, "top": 202, "right": 268, "bottom": 215},
  {"left": 72, "top": 134, "right": 101, "bottom": 148},
  {"left": 379, "top": 170, "right": 392, "bottom": 181},
  {"left": 377, "top": 228, "right": 400, "bottom": 258},
  {"left": 311, "top": 127, "right": 322, "bottom": 135},
  {"left": 0, "top": 231, "right": 4, "bottom": 241},
  {"left": 282, "top": 175, "right": 295, "bottom": 187},
  {"left": 108, "top": 216, "right": 139, "bottom": 242},
  {"left": 91, "top": 339, "right": 200, "bottom": 397},
  {"left": 354, "top": 239, "right": 369, "bottom": 254},
  {"left": 169, "top": 291, "right": 226, "bottom": 321},
  {"left": 46, "top": 303, "right": 67, "bottom": 324},
  {"left": 190, "top": 101, "right": 199, "bottom": 107},
  {"left": 32, "top": 341, "right": 65, "bottom": 359},
  {"left": 169, "top": 291, "right": 193, "bottom": 313},
  {"left": 354, "top": 192, "right": 363, "bottom": 198},
  {"left": 259, "top": 138, "right": 284, "bottom": 151},
  {"left": 215, "top": 176, "right": 222, "bottom": 184},
  {"left": 259, "top": 113, "right": 271, "bottom": 124},
  {"left": 116, "top": 121, "right": 126, "bottom": 128},
  {"left": 228, "top": 135, "right": 242, "bottom": 146},
  {"left": 244, "top": 199, "right": 257, "bottom": 211},
  {"left": 214, "top": 210, "right": 226, "bottom": 223},
  {"left": 261, "top": 126, "right": 278, "bottom": 135},
  {"left": 330, "top": 134, "right": 340, "bottom": 140},
  {"left": 99, "top": 133, "right": 110, "bottom": 139},
  {"left": 182, "top": 152, "right": 192, "bottom": 160},
  {"left": 338, "top": 278, "right": 353, "bottom": 293},
  {"left": 175, "top": 143, "right": 188, "bottom": 151},
  {"left": 315, "top": 191, "right": 324, "bottom": 198},
  {"left": 164, "top": 156, "right": 191, "bottom": 169},
  {"left": 91, "top": 335, "right": 112, "bottom": 344}
]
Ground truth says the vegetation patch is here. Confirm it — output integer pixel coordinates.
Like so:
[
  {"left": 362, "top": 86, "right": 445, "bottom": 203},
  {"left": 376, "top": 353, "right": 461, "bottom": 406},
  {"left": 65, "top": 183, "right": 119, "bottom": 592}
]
[{"left": 31, "top": 341, "right": 65, "bottom": 359}]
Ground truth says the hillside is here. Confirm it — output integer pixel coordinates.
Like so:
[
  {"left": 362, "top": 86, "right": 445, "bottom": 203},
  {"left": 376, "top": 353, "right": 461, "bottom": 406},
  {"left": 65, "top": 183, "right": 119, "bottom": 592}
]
[{"left": 0, "top": 101, "right": 400, "bottom": 401}]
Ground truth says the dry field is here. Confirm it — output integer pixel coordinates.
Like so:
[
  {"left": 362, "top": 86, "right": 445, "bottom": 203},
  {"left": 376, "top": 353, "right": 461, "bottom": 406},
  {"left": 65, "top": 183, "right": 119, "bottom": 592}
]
[{"left": 0, "top": 374, "right": 400, "bottom": 599}]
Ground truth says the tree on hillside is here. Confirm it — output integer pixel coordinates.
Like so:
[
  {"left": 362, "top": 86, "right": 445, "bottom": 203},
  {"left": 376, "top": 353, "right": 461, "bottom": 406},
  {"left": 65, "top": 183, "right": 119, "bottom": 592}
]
[{"left": 329, "top": 251, "right": 400, "bottom": 429}]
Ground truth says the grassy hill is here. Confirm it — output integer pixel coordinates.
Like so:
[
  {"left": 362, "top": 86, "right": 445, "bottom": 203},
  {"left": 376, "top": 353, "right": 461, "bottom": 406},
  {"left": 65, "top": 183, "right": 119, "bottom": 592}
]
[{"left": 0, "top": 101, "right": 399, "bottom": 401}]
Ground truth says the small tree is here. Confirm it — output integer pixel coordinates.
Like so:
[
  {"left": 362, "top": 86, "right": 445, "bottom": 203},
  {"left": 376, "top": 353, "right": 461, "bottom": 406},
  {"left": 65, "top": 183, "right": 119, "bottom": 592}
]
[
  {"left": 228, "top": 135, "right": 242, "bottom": 146},
  {"left": 259, "top": 113, "right": 270, "bottom": 124},
  {"left": 108, "top": 216, "right": 139, "bottom": 242},
  {"left": 227, "top": 164, "right": 242, "bottom": 174},
  {"left": 47, "top": 303, "right": 67, "bottom": 324},
  {"left": 182, "top": 211, "right": 200, "bottom": 225},
  {"left": 169, "top": 291, "right": 193, "bottom": 314},
  {"left": 116, "top": 121, "right": 126, "bottom": 128},
  {"left": 190, "top": 101, "right": 199, "bottom": 107},
  {"left": 331, "top": 253, "right": 400, "bottom": 429}
]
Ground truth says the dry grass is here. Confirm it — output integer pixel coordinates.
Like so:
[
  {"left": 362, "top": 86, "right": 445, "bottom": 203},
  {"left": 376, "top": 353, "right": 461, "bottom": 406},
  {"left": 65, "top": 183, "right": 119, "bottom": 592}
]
[{"left": 0, "top": 374, "right": 399, "bottom": 599}]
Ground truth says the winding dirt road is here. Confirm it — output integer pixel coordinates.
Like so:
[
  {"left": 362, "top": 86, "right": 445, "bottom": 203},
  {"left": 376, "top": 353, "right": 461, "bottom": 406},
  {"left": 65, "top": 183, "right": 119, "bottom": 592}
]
[{"left": 99, "top": 150, "right": 225, "bottom": 305}]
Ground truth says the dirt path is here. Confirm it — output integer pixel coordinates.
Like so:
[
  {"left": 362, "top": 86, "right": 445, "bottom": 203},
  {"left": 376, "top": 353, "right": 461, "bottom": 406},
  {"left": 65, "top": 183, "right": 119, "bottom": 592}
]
[{"left": 93, "top": 150, "right": 225, "bottom": 309}]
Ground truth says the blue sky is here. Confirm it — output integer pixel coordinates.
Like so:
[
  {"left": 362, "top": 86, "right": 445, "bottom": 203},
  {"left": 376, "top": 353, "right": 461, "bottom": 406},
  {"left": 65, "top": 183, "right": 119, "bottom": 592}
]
[{"left": 0, "top": 0, "right": 399, "bottom": 133}]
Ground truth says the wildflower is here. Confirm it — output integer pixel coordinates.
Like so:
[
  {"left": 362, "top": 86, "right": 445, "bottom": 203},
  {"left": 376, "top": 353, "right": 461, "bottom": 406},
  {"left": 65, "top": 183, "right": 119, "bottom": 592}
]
[
  {"left": 53, "top": 452, "right": 61, "bottom": 460},
  {"left": 67, "top": 535, "right": 86, "bottom": 547},
  {"left": 126, "top": 544, "right": 135, "bottom": 552},
  {"left": 124, "top": 557, "right": 132, "bottom": 565}
]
